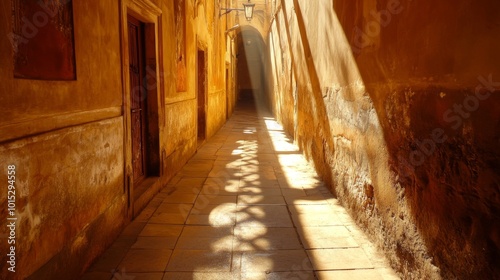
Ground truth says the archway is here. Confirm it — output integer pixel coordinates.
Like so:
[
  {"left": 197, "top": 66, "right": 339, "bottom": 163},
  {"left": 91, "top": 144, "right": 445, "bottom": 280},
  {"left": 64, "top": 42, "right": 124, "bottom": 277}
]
[{"left": 236, "top": 26, "right": 268, "bottom": 110}]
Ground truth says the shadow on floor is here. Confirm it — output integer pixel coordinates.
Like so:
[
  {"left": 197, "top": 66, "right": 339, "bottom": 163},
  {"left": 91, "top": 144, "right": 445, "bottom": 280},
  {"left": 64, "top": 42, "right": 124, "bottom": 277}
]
[{"left": 81, "top": 98, "right": 399, "bottom": 280}]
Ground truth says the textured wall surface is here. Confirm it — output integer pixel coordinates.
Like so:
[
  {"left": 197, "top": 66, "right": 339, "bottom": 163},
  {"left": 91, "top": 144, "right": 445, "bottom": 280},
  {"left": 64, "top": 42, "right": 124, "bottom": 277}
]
[
  {"left": 0, "top": 118, "right": 126, "bottom": 279},
  {"left": 0, "top": 1, "right": 126, "bottom": 279},
  {"left": 0, "top": 0, "right": 236, "bottom": 278},
  {"left": 266, "top": 0, "right": 500, "bottom": 279}
]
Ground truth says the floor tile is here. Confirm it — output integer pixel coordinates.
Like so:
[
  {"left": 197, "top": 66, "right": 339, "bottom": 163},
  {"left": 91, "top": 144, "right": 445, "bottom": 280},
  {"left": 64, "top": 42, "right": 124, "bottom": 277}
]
[
  {"left": 240, "top": 165, "right": 275, "bottom": 173},
  {"left": 110, "top": 235, "right": 137, "bottom": 250},
  {"left": 174, "top": 177, "right": 207, "bottom": 188},
  {"left": 88, "top": 246, "right": 129, "bottom": 272},
  {"left": 240, "top": 250, "right": 313, "bottom": 272},
  {"left": 288, "top": 204, "right": 336, "bottom": 215},
  {"left": 181, "top": 163, "right": 213, "bottom": 173},
  {"left": 237, "top": 195, "right": 286, "bottom": 205},
  {"left": 176, "top": 235, "right": 233, "bottom": 251},
  {"left": 134, "top": 206, "right": 159, "bottom": 222},
  {"left": 155, "top": 203, "right": 193, "bottom": 215},
  {"left": 163, "top": 272, "right": 238, "bottom": 280},
  {"left": 298, "top": 226, "right": 359, "bottom": 249},
  {"left": 238, "top": 172, "right": 277, "bottom": 181},
  {"left": 80, "top": 271, "right": 112, "bottom": 280},
  {"left": 238, "top": 187, "right": 282, "bottom": 196},
  {"left": 307, "top": 248, "right": 374, "bottom": 270},
  {"left": 166, "top": 250, "right": 232, "bottom": 272},
  {"left": 285, "top": 195, "right": 330, "bottom": 205},
  {"left": 123, "top": 272, "right": 165, "bottom": 280},
  {"left": 190, "top": 203, "right": 237, "bottom": 215},
  {"left": 117, "top": 249, "right": 172, "bottom": 272},
  {"left": 148, "top": 213, "right": 187, "bottom": 224},
  {"left": 291, "top": 213, "right": 343, "bottom": 227},
  {"left": 280, "top": 188, "right": 307, "bottom": 197},
  {"left": 120, "top": 222, "right": 147, "bottom": 236},
  {"left": 203, "top": 177, "right": 240, "bottom": 190},
  {"left": 131, "top": 236, "right": 178, "bottom": 250},
  {"left": 195, "top": 195, "right": 237, "bottom": 205},
  {"left": 177, "top": 169, "right": 211, "bottom": 177},
  {"left": 316, "top": 269, "right": 383, "bottom": 280},
  {"left": 239, "top": 178, "right": 280, "bottom": 189},
  {"left": 139, "top": 224, "right": 183, "bottom": 237},
  {"left": 241, "top": 271, "right": 316, "bottom": 280},
  {"left": 234, "top": 227, "right": 303, "bottom": 251},
  {"left": 162, "top": 193, "right": 198, "bottom": 204},
  {"left": 209, "top": 166, "right": 240, "bottom": 178},
  {"left": 180, "top": 225, "right": 234, "bottom": 238},
  {"left": 236, "top": 205, "right": 293, "bottom": 227},
  {"left": 186, "top": 213, "right": 236, "bottom": 227}
]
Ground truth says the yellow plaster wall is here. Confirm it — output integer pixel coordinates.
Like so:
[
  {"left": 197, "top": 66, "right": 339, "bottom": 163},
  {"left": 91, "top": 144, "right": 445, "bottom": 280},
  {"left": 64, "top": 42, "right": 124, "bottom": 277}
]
[
  {"left": 0, "top": 1, "right": 126, "bottom": 278},
  {"left": 267, "top": 0, "right": 500, "bottom": 279},
  {"left": 0, "top": 1, "right": 123, "bottom": 140}
]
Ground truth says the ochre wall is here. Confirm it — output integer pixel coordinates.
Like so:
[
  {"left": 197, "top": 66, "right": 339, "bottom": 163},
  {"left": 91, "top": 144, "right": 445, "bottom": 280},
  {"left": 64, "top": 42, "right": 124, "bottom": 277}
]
[
  {"left": 202, "top": 0, "right": 236, "bottom": 139},
  {"left": 161, "top": 0, "right": 197, "bottom": 181},
  {"left": 267, "top": 0, "right": 500, "bottom": 279},
  {"left": 0, "top": 1, "right": 123, "bottom": 141},
  {"left": 0, "top": 0, "right": 236, "bottom": 278},
  {"left": 0, "top": 1, "right": 126, "bottom": 279}
]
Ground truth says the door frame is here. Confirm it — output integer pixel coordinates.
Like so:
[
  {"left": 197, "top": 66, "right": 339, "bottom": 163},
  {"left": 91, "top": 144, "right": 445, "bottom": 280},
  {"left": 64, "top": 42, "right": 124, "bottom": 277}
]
[{"left": 120, "top": 0, "right": 163, "bottom": 218}]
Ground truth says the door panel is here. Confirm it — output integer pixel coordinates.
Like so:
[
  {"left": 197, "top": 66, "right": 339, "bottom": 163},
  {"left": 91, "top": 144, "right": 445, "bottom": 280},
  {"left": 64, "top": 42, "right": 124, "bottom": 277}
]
[
  {"left": 197, "top": 50, "right": 206, "bottom": 142},
  {"left": 128, "top": 16, "right": 147, "bottom": 184}
]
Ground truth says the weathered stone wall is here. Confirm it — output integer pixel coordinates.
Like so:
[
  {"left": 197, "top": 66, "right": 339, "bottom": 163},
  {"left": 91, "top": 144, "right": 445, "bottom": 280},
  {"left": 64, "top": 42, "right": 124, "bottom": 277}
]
[
  {"left": 0, "top": 1, "right": 127, "bottom": 278},
  {"left": 267, "top": 0, "right": 500, "bottom": 279},
  {"left": 0, "top": 118, "right": 126, "bottom": 280}
]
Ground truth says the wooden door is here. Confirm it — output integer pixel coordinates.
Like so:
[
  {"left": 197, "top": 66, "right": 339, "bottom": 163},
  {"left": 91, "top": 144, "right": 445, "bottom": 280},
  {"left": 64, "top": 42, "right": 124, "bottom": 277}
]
[
  {"left": 128, "top": 15, "right": 147, "bottom": 184},
  {"left": 197, "top": 50, "right": 206, "bottom": 142},
  {"left": 226, "top": 68, "right": 229, "bottom": 119}
]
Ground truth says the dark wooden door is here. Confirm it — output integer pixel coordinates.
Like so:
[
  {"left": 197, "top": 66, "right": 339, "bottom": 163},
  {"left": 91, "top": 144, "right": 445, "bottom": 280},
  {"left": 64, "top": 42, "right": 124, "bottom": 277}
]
[
  {"left": 128, "top": 15, "right": 147, "bottom": 184},
  {"left": 226, "top": 68, "right": 229, "bottom": 119},
  {"left": 197, "top": 50, "right": 206, "bottom": 142}
]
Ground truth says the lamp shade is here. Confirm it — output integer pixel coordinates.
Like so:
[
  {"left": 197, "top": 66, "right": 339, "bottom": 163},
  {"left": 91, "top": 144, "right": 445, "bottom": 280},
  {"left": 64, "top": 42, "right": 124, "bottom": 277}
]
[{"left": 242, "top": 2, "right": 255, "bottom": 21}]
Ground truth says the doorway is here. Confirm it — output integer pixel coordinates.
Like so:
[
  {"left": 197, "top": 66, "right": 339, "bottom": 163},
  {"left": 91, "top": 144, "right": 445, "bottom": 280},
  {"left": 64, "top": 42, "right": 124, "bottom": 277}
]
[
  {"left": 127, "top": 15, "right": 160, "bottom": 187},
  {"left": 226, "top": 67, "right": 230, "bottom": 119},
  {"left": 237, "top": 27, "right": 267, "bottom": 107},
  {"left": 197, "top": 49, "right": 207, "bottom": 144},
  {"left": 128, "top": 15, "right": 147, "bottom": 184}
]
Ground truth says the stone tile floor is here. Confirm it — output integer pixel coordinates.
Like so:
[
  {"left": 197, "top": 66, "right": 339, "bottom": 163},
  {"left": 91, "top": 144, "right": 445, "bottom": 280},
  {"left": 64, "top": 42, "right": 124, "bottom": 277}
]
[{"left": 81, "top": 101, "right": 400, "bottom": 280}]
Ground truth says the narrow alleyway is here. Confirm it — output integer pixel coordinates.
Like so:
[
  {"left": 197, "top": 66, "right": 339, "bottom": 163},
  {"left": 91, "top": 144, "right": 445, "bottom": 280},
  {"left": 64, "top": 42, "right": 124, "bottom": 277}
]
[{"left": 81, "top": 98, "right": 399, "bottom": 280}]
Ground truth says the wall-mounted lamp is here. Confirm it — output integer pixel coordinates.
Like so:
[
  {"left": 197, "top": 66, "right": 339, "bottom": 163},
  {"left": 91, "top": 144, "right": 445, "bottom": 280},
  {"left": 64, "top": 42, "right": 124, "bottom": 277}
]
[{"left": 220, "top": 0, "right": 255, "bottom": 22}]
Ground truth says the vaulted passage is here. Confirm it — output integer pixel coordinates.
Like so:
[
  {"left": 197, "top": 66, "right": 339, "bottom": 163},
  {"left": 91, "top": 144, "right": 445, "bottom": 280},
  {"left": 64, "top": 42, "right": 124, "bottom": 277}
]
[
  {"left": 1, "top": 1, "right": 499, "bottom": 279},
  {"left": 237, "top": 26, "right": 269, "bottom": 110}
]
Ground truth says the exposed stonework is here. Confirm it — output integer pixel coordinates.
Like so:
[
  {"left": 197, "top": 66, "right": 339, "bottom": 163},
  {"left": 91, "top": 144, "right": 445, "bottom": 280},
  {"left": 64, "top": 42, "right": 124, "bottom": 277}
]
[
  {"left": 0, "top": 118, "right": 126, "bottom": 279},
  {"left": 266, "top": 0, "right": 500, "bottom": 279}
]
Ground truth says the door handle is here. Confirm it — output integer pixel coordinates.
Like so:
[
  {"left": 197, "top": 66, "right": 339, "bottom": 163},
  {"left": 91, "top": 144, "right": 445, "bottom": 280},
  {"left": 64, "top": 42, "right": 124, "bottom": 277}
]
[{"left": 131, "top": 108, "right": 142, "bottom": 113}]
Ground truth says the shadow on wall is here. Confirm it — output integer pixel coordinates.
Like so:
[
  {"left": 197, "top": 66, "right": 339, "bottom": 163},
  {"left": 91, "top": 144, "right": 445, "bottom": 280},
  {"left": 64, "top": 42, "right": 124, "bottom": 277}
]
[
  {"left": 267, "top": 0, "right": 500, "bottom": 279},
  {"left": 270, "top": 0, "right": 339, "bottom": 194}
]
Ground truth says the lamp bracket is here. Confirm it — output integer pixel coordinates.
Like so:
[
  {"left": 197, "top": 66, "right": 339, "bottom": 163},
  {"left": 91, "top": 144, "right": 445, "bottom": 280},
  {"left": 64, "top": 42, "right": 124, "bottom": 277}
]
[{"left": 219, "top": 7, "right": 245, "bottom": 17}]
